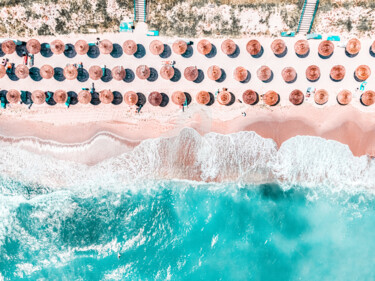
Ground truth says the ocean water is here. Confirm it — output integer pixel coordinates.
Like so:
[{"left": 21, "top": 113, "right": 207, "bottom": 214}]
[{"left": 1, "top": 128, "right": 375, "bottom": 280}]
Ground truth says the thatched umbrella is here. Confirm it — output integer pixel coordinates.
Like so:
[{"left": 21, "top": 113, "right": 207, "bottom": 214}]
[
  {"left": 99, "top": 89, "right": 114, "bottom": 104},
  {"left": 221, "top": 39, "right": 236, "bottom": 55},
  {"left": 355, "top": 65, "right": 371, "bottom": 81},
  {"left": 257, "top": 65, "right": 272, "bottom": 82},
  {"left": 89, "top": 65, "right": 103, "bottom": 80},
  {"left": 63, "top": 64, "right": 78, "bottom": 80},
  {"left": 234, "top": 67, "right": 248, "bottom": 82},
  {"left": 0, "top": 65, "right": 6, "bottom": 78},
  {"left": 306, "top": 65, "right": 320, "bottom": 82},
  {"left": 78, "top": 90, "right": 91, "bottom": 104},
  {"left": 26, "top": 39, "right": 41, "bottom": 54},
  {"left": 54, "top": 90, "right": 68, "bottom": 104},
  {"left": 6, "top": 89, "right": 20, "bottom": 104},
  {"left": 289, "top": 90, "right": 304, "bottom": 105},
  {"left": 31, "top": 90, "right": 45, "bottom": 104},
  {"left": 346, "top": 38, "right": 361, "bottom": 56},
  {"left": 75, "top": 40, "right": 89, "bottom": 55},
  {"left": 40, "top": 64, "right": 54, "bottom": 79},
  {"left": 337, "top": 90, "right": 352, "bottom": 105},
  {"left": 148, "top": 91, "right": 162, "bottom": 106},
  {"left": 318, "top": 40, "right": 334, "bottom": 58},
  {"left": 246, "top": 39, "right": 261, "bottom": 56},
  {"left": 263, "top": 91, "right": 279, "bottom": 106},
  {"left": 112, "top": 66, "right": 126, "bottom": 81},
  {"left": 294, "top": 39, "right": 309, "bottom": 57},
  {"left": 122, "top": 40, "right": 137, "bottom": 55},
  {"left": 160, "top": 65, "right": 175, "bottom": 80},
  {"left": 282, "top": 67, "right": 297, "bottom": 83},
  {"left": 330, "top": 65, "right": 345, "bottom": 81},
  {"left": 207, "top": 65, "right": 222, "bottom": 81},
  {"left": 361, "top": 91, "right": 375, "bottom": 106},
  {"left": 184, "top": 66, "right": 198, "bottom": 81},
  {"left": 99, "top": 39, "right": 113, "bottom": 54},
  {"left": 196, "top": 91, "right": 210, "bottom": 105},
  {"left": 217, "top": 91, "right": 231, "bottom": 105},
  {"left": 197, "top": 39, "right": 212, "bottom": 55},
  {"left": 124, "top": 91, "right": 138, "bottom": 106},
  {"left": 15, "top": 65, "right": 29, "bottom": 79},
  {"left": 172, "top": 40, "right": 187, "bottom": 55},
  {"left": 243, "top": 90, "right": 258, "bottom": 105},
  {"left": 172, "top": 91, "right": 186, "bottom": 105},
  {"left": 314, "top": 89, "right": 329, "bottom": 105},
  {"left": 50, "top": 39, "right": 65, "bottom": 55},
  {"left": 1, "top": 40, "right": 16, "bottom": 54},
  {"left": 136, "top": 65, "right": 150, "bottom": 80},
  {"left": 149, "top": 40, "right": 164, "bottom": 55},
  {"left": 271, "top": 39, "right": 286, "bottom": 56}
]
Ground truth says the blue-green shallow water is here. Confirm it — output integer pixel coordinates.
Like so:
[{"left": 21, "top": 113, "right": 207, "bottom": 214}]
[{"left": 1, "top": 181, "right": 375, "bottom": 280}]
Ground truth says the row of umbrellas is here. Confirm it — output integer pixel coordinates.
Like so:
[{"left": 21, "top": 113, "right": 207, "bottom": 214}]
[
  {"left": 1, "top": 38, "right": 370, "bottom": 58},
  {"left": 0, "top": 63, "right": 371, "bottom": 83},
  {"left": 3, "top": 89, "right": 374, "bottom": 107}
]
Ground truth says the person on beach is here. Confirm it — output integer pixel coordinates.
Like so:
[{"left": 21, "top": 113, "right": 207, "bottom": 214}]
[
  {"left": 242, "top": 112, "right": 246, "bottom": 117},
  {"left": 96, "top": 38, "right": 101, "bottom": 46}
]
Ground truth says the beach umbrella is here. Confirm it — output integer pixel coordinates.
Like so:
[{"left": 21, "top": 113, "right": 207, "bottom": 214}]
[
  {"left": 112, "top": 66, "right": 126, "bottom": 81},
  {"left": 337, "top": 90, "right": 352, "bottom": 105},
  {"left": 31, "top": 90, "right": 45, "bottom": 104},
  {"left": 63, "top": 64, "right": 78, "bottom": 80},
  {"left": 40, "top": 64, "right": 54, "bottom": 79},
  {"left": 26, "top": 39, "right": 41, "bottom": 54},
  {"left": 124, "top": 91, "right": 138, "bottom": 106},
  {"left": 314, "top": 89, "right": 329, "bottom": 105},
  {"left": 122, "top": 40, "right": 137, "bottom": 55},
  {"left": 197, "top": 39, "right": 212, "bottom": 55},
  {"left": 99, "top": 89, "right": 114, "bottom": 104},
  {"left": 160, "top": 65, "right": 175, "bottom": 80},
  {"left": 6, "top": 89, "right": 20, "bottom": 104},
  {"left": 54, "top": 90, "right": 68, "bottom": 104},
  {"left": 263, "top": 91, "right": 279, "bottom": 106},
  {"left": 330, "top": 65, "right": 345, "bottom": 81},
  {"left": 246, "top": 39, "right": 261, "bottom": 56},
  {"left": 257, "top": 65, "right": 272, "bottom": 82},
  {"left": 289, "top": 90, "right": 304, "bottom": 105},
  {"left": 172, "top": 40, "right": 187, "bottom": 55},
  {"left": 318, "top": 40, "right": 334, "bottom": 57},
  {"left": 221, "top": 39, "right": 236, "bottom": 55},
  {"left": 217, "top": 91, "right": 231, "bottom": 105},
  {"left": 355, "top": 65, "right": 371, "bottom": 81},
  {"left": 243, "top": 90, "right": 258, "bottom": 105},
  {"left": 148, "top": 91, "right": 162, "bottom": 106},
  {"left": 75, "top": 40, "right": 89, "bottom": 55},
  {"left": 234, "top": 67, "right": 248, "bottom": 82},
  {"left": 149, "top": 40, "right": 164, "bottom": 55},
  {"left": 346, "top": 38, "right": 361, "bottom": 56},
  {"left": 172, "top": 91, "right": 186, "bottom": 105},
  {"left": 89, "top": 65, "right": 103, "bottom": 80},
  {"left": 361, "top": 91, "right": 375, "bottom": 106},
  {"left": 50, "top": 39, "right": 65, "bottom": 55},
  {"left": 294, "top": 39, "right": 309, "bottom": 57},
  {"left": 184, "top": 66, "right": 198, "bottom": 81},
  {"left": 0, "top": 65, "right": 6, "bottom": 78},
  {"left": 136, "top": 65, "right": 150, "bottom": 80},
  {"left": 207, "top": 65, "right": 222, "bottom": 81},
  {"left": 282, "top": 67, "right": 297, "bottom": 83},
  {"left": 306, "top": 65, "right": 320, "bottom": 82},
  {"left": 196, "top": 91, "right": 210, "bottom": 105},
  {"left": 15, "top": 64, "right": 29, "bottom": 79},
  {"left": 99, "top": 39, "right": 113, "bottom": 54},
  {"left": 1, "top": 40, "right": 16, "bottom": 54},
  {"left": 78, "top": 90, "right": 91, "bottom": 104},
  {"left": 271, "top": 39, "right": 286, "bottom": 56}
]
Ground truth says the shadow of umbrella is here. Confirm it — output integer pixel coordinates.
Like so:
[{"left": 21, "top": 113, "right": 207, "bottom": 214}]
[
  {"left": 193, "top": 69, "right": 204, "bottom": 83},
  {"left": 41, "top": 43, "right": 53, "bottom": 58},
  {"left": 77, "top": 68, "right": 89, "bottom": 82},
  {"left": 29, "top": 67, "right": 42, "bottom": 81},
  {"left": 206, "top": 92, "right": 215, "bottom": 106},
  {"left": 101, "top": 68, "right": 113, "bottom": 82},
  {"left": 170, "top": 68, "right": 181, "bottom": 82},
  {"left": 64, "top": 43, "right": 77, "bottom": 58},
  {"left": 21, "top": 91, "right": 32, "bottom": 105},
  {"left": 184, "top": 92, "right": 192, "bottom": 105},
  {"left": 46, "top": 92, "right": 56, "bottom": 106},
  {"left": 216, "top": 69, "right": 226, "bottom": 83},
  {"left": 228, "top": 45, "right": 240, "bottom": 58},
  {"left": 16, "top": 42, "right": 27, "bottom": 57},
  {"left": 110, "top": 43, "right": 123, "bottom": 58},
  {"left": 159, "top": 44, "right": 171, "bottom": 58},
  {"left": 112, "top": 91, "right": 123, "bottom": 105},
  {"left": 134, "top": 44, "right": 146, "bottom": 58},
  {"left": 227, "top": 92, "right": 236, "bottom": 106},
  {"left": 136, "top": 92, "right": 146, "bottom": 106},
  {"left": 68, "top": 91, "right": 78, "bottom": 105},
  {"left": 160, "top": 93, "right": 169, "bottom": 107},
  {"left": 182, "top": 45, "right": 193, "bottom": 58},
  {"left": 241, "top": 71, "right": 251, "bottom": 84},
  {"left": 147, "top": 67, "right": 158, "bottom": 82},
  {"left": 7, "top": 70, "right": 19, "bottom": 81},
  {"left": 90, "top": 91, "right": 101, "bottom": 105},
  {"left": 0, "top": 44, "right": 5, "bottom": 57},
  {"left": 87, "top": 45, "right": 100, "bottom": 59},
  {"left": 53, "top": 67, "right": 66, "bottom": 82},
  {"left": 124, "top": 68, "right": 135, "bottom": 83},
  {"left": 205, "top": 44, "right": 217, "bottom": 58}
]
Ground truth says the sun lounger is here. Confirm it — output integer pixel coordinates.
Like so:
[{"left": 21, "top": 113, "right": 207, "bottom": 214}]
[
  {"left": 281, "top": 31, "right": 295, "bottom": 37},
  {"left": 306, "top": 33, "right": 322, "bottom": 40},
  {"left": 45, "top": 91, "right": 52, "bottom": 103},
  {"left": 1, "top": 96, "right": 6, "bottom": 109},
  {"left": 65, "top": 96, "right": 71, "bottom": 108},
  {"left": 327, "top": 35, "right": 340, "bottom": 41}
]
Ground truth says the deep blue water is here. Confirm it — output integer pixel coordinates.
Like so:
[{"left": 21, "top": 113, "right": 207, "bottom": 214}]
[{"left": 1, "top": 181, "right": 375, "bottom": 280}]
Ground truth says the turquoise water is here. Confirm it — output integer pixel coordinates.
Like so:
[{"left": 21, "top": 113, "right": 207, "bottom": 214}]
[{"left": 1, "top": 180, "right": 375, "bottom": 280}]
